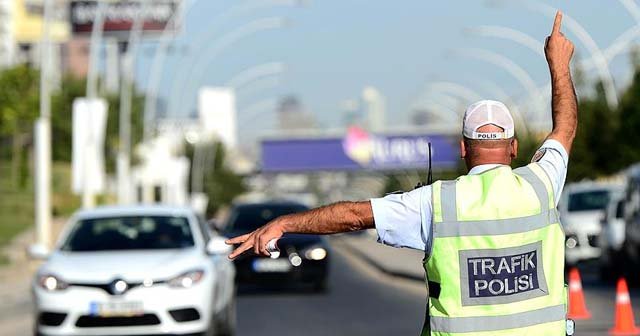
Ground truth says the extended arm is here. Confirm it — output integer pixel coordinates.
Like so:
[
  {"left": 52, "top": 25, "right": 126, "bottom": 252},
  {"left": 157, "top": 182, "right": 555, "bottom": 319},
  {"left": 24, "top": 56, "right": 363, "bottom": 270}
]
[
  {"left": 226, "top": 201, "right": 374, "bottom": 259},
  {"left": 544, "top": 11, "right": 577, "bottom": 153}
]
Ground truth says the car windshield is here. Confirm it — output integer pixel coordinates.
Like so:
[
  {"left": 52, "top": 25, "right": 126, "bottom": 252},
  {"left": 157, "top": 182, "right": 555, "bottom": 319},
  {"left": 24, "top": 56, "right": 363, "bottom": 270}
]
[
  {"left": 568, "top": 190, "right": 610, "bottom": 212},
  {"left": 61, "top": 216, "right": 195, "bottom": 251},
  {"left": 226, "top": 204, "right": 308, "bottom": 233}
]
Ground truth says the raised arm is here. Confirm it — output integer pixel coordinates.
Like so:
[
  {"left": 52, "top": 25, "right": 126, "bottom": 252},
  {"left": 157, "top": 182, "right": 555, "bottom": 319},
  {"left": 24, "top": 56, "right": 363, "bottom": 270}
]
[
  {"left": 226, "top": 201, "right": 374, "bottom": 259},
  {"left": 544, "top": 11, "right": 578, "bottom": 153}
]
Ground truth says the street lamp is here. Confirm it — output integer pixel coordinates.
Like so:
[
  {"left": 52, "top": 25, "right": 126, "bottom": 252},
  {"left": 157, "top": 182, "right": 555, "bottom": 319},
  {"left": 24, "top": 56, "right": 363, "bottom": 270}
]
[
  {"left": 167, "top": 17, "right": 289, "bottom": 119},
  {"left": 117, "top": 0, "right": 149, "bottom": 205},
  {"left": 143, "top": 0, "right": 306, "bottom": 140},
  {"left": 34, "top": 0, "right": 54, "bottom": 248},
  {"left": 452, "top": 48, "right": 547, "bottom": 122},
  {"left": 524, "top": 1, "right": 618, "bottom": 109},
  {"left": 225, "top": 62, "right": 286, "bottom": 90}
]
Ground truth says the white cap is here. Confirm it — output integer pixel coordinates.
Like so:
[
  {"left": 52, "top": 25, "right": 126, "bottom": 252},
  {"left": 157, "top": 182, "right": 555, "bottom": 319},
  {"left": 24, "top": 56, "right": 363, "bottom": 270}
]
[{"left": 462, "top": 100, "right": 515, "bottom": 140}]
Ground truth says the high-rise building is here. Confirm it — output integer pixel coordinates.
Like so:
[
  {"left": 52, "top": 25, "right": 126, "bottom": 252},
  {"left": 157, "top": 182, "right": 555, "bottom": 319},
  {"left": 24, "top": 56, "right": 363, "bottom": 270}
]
[
  {"left": 362, "top": 86, "right": 386, "bottom": 132},
  {"left": 410, "top": 108, "right": 430, "bottom": 126},
  {"left": 341, "top": 98, "right": 361, "bottom": 128},
  {"left": 277, "top": 95, "right": 316, "bottom": 131}
]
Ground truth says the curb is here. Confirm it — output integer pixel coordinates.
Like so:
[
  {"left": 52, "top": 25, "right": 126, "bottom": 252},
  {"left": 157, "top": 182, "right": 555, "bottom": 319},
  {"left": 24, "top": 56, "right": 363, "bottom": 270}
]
[{"left": 334, "top": 237, "right": 425, "bottom": 283}]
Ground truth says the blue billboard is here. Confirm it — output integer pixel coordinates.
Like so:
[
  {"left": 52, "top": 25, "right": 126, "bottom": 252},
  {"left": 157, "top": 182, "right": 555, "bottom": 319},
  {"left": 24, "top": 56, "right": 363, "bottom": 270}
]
[{"left": 261, "top": 127, "right": 460, "bottom": 172}]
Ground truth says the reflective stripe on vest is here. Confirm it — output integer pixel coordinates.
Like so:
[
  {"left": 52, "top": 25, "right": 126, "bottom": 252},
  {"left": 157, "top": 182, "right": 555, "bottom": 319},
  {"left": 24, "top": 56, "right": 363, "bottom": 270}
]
[
  {"left": 425, "top": 164, "right": 566, "bottom": 335},
  {"left": 430, "top": 304, "right": 566, "bottom": 333}
]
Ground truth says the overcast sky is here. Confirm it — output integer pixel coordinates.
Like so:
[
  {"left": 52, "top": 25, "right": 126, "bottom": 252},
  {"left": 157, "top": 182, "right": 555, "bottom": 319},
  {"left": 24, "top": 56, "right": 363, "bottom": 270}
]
[{"left": 134, "top": 0, "right": 636, "bottom": 139}]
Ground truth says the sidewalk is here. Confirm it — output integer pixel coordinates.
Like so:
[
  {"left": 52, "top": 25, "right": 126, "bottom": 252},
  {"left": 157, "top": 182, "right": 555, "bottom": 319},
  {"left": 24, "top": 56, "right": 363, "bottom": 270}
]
[
  {"left": 335, "top": 231, "right": 425, "bottom": 282},
  {"left": 0, "top": 218, "right": 66, "bottom": 335}
]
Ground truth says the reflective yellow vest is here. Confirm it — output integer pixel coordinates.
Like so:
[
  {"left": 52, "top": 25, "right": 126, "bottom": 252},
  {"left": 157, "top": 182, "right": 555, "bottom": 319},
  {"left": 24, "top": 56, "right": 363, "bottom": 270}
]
[{"left": 422, "top": 164, "right": 566, "bottom": 336}]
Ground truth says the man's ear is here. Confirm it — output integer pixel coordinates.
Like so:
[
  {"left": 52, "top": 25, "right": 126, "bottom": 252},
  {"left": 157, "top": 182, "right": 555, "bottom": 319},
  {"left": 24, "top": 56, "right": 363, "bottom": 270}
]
[
  {"left": 510, "top": 138, "right": 519, "bottom": 159},
  {"left": 460, "top": 140, "right": 467, "bottom": 159}
]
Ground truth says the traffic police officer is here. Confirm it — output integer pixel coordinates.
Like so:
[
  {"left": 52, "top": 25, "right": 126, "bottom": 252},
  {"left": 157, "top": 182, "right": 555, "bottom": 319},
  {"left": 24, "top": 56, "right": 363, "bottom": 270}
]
[{"left": 228, "top": 10, "right": 576, "bottom": 335}]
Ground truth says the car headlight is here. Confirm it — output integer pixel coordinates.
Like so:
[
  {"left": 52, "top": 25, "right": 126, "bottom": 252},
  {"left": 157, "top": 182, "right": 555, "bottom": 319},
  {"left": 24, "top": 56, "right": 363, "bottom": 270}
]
[
  {"left": 37, "top": 274, "right": 68, "bottom": 291},
  {"left": 168, "top": 269, "right": 205, "bottom": 288},
  {"left": 303, "top": 246, "right": 327, "bottom": 260}
]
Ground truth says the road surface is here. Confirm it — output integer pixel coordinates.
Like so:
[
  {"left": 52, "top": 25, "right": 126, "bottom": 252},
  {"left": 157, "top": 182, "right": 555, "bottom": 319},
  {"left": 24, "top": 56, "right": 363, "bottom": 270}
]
[{"left": 1, "top": 240, "right": 640, "bottom": 335}]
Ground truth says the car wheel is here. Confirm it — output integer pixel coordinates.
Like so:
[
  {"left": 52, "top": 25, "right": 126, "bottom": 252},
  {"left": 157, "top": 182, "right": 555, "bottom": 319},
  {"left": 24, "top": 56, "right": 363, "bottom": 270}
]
[{"left": 217, "top": 296, "right": 237, "bottom": 336}]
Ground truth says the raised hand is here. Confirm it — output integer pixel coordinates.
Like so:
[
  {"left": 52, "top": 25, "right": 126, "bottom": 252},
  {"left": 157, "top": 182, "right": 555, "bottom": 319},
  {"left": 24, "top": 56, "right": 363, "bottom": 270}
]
[{"left": 544, "top": 11, "right": 575, "bottom": 72}]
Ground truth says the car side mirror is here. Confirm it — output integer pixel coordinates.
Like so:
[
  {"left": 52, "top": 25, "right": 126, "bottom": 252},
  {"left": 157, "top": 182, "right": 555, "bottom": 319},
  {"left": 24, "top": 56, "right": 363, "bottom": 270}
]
[
  {"left": 28, "top": 243, "right": 50, "bottom": 260},
  {"left": 206, "top": 236, "right": 232, "bottom": 256},
  {"left": 208, "top": 219, "right": 222, "bottom": 231}
]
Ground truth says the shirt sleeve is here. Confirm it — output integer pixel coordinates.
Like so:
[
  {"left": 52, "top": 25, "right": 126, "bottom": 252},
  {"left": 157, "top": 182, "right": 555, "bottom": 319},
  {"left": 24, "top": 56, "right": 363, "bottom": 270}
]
[
  {"left": 531, "top": 139, "right": 569, "bottom": 206},
  {"left": 370, "top": 185, "right": 433, "bottom": 252}
]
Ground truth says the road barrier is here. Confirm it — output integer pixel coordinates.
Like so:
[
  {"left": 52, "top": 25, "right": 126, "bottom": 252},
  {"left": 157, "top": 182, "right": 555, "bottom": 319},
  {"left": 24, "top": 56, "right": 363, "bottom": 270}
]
[
  {"left": 610, "top": 278, "right": 640, "bottom": 335},
  {"left": 568, "top": 267, "right": 592, "bottom": 320}
]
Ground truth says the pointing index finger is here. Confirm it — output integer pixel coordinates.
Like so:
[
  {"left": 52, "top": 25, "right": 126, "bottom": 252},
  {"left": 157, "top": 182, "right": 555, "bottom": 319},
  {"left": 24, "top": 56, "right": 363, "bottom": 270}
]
[
  {"left": 552, "top": 10, "right": 563, "bottom": 35},
  {"left": 226, "top": 233, "right": 250, "bottom": 245}
]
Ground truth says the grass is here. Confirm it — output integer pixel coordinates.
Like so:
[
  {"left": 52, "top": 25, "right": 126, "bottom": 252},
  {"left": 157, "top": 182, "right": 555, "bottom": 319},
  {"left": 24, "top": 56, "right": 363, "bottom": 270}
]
[{"left": 0, "top": 161, "right": 80, "bottom": 256}]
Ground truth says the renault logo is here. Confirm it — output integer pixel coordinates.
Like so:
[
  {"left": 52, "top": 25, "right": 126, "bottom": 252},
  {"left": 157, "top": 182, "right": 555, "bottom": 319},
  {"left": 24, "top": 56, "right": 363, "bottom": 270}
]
[{"left": 110, "top": 279, "right": 128, "bottom": 295}]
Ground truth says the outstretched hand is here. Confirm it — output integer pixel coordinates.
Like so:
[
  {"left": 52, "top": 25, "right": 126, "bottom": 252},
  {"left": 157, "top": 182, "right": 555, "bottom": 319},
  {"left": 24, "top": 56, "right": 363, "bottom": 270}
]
[
  {"left": 225, "top": 220, "right": 285, "bottom": 260},
  {"left": 544, "top": 11, "right": 575, "bottom": 72}
]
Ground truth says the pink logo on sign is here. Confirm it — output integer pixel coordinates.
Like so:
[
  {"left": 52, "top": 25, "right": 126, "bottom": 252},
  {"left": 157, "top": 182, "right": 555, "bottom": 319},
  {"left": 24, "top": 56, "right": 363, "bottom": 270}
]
[{"left": 342, "top": 126, "right": 373, "bottom": 166}]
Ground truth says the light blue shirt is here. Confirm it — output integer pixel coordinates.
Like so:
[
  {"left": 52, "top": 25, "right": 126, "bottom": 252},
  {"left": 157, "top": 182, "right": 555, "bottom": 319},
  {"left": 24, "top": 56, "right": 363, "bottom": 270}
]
[{"left": 371, "top": 139, "right": 569, "bottom": 253}]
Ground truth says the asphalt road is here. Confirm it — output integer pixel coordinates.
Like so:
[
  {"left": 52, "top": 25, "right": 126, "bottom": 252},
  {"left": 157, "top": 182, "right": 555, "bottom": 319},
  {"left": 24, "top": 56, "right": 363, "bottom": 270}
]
[
  {"left": 236, "top": 241, "right": 428, "bottom": 336},
  {"left": 2, "top": 242, "right": 640, "bottom": 335},
  {"left": 236, "top": 243, "right": 640, "bottom": 336}
]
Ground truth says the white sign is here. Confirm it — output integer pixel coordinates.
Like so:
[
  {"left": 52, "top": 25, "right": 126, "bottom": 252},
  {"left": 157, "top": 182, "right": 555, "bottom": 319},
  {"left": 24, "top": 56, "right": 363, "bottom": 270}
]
[
  {"left": 72, "top": 98, "right": 108, "bottom": 194},
  {"left": 199, "top": 87, "right": 237, "bottom": 148}
]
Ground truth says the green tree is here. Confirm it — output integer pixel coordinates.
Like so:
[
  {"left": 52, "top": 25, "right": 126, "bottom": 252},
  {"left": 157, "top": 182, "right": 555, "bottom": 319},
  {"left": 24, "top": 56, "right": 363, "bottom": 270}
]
[
  {"left": 186, "top": 141, "right": 246, "bottom": 217},
  {"left": 0, "top": 65, "right": 39, "bottom": 188},
  {"left": 616, "top": 66, "right": 640, "bottom": 168},
  {"left": 49, "top": 77, "right": 145, "bottom": 173},
  {"left": 50, "top": 75, "right": 86, "bottom": 162}
]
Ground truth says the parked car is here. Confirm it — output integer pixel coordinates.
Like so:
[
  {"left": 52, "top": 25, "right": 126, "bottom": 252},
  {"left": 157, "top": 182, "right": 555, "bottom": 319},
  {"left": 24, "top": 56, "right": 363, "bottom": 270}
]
[
  {"left": 597, "top": 192, "right": 626, "bottom": 279},
  {"left": 30, "top": 205, "right": 236, "bottom": 336},
  {"left": 223, "top": 201, "right": 330, "bottom": 292},
  {"left": 560, "top": 182, "right": 624, "bottom": 265},
  {"left": 622, "top": 165, "right": 640, "bottom": 276}
]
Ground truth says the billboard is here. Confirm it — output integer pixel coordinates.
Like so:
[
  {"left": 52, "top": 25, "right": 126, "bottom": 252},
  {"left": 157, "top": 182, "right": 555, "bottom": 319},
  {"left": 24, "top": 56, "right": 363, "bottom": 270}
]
[
  {"left": 261, "top": 127, "right": 460, "bottom": 172},
  {"left": 69, "top": 1, "right": 180, "bottom": 36}
]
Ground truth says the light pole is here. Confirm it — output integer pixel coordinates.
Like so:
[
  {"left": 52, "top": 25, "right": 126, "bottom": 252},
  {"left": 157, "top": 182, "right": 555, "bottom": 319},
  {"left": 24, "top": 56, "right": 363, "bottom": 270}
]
[
  {"left": 225, "top": 62, "right": 286, "bottom": 89},
  {"left": 34, "top": 0, "right": 54, "bottom": 248},
  {"left": 524, "top": 1, "right": 618, "bottom": 109},
  {"left": 117, "top": 0, "right": 149, "bottom": 204},
  {"left": 167, "top": 17, "right": 289, "bottom": 119},
  {"left": 452, "top": 48, "right": 547, "bottom": 122},
  {"left": 143, "top": 0, "right": 306, "bottom": 140}
]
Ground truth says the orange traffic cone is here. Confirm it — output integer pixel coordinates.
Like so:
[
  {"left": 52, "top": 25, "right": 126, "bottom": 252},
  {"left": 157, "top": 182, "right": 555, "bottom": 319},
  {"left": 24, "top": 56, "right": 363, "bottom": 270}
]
[
  {"left": 610, "top": 278, "right": 640, "bottom": 335},
  {"left": 568, "top": 267, "right": 591, "bottom": 319}
]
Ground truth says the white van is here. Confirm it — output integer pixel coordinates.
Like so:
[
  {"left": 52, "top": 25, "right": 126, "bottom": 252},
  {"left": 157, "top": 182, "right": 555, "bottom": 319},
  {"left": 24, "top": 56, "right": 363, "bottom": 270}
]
[{"left": 559, "top": 182, "right": 624, "bottom": 265}]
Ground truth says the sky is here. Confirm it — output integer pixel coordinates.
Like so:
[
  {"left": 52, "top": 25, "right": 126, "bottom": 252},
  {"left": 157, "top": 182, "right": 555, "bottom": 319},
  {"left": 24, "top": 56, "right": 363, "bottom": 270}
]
[{"left": 133, "top": 0, "right": 637, "bottom": 140}]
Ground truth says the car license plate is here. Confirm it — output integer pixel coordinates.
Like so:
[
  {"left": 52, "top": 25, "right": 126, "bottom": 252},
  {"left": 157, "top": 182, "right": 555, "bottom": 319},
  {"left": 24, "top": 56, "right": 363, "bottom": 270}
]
[
  {"left": 89, "top": 301, "right": 144, "bottom": 317},
  {"left": 252, "top": 258, "right": 291, "bottom": 272}
]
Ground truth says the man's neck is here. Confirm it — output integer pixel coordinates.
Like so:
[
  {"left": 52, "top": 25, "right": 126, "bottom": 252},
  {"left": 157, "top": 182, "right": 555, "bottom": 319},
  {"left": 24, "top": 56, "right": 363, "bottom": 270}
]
[{"left": 467, "top": 163, "right": 508, "bottom": 175}]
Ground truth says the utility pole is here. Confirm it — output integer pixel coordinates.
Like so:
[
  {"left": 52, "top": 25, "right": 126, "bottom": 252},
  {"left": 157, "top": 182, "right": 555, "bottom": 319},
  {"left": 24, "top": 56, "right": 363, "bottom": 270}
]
[
  {"left": 117, "top": 0, "right": 148, "bottom": 204},
  {"left": 35, "top": 0, "right": 54, "bottom": 248},
  {"left": 81, "top": 0, "right": 107, "bottom": 209}
]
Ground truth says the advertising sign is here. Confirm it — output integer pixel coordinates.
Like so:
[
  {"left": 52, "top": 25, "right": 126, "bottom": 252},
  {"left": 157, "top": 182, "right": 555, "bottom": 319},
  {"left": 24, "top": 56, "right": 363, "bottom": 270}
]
[
  {"left": 69, "top": 1, "right": 180, "bottom": 36},
  {"left": 72, "top": 97, "right": 108, "bottom": 194},
  {"left": 261, "top": 127, "right": 459, "bottom": 172}
]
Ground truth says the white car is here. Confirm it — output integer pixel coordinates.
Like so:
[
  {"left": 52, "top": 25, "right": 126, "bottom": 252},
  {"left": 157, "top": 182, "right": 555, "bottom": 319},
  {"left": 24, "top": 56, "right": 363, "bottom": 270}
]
[
  {"left": 30, "top": 205, "right": 236, "bottom": 336},
  {"left": 560, "top": 182, "right": 624, "bottom": 265}
]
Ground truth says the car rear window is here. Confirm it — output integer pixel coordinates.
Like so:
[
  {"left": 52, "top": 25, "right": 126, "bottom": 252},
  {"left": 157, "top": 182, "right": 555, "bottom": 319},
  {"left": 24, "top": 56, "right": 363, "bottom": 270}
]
[
  {"left": 225, "top": 204, "right": 308, "bottom": 233},
  {"left": 61, "top": 216, "right": 194, "bottom": 251},
  {"left": 568, "top": 190, "right": 610, "bottom": 212}
]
